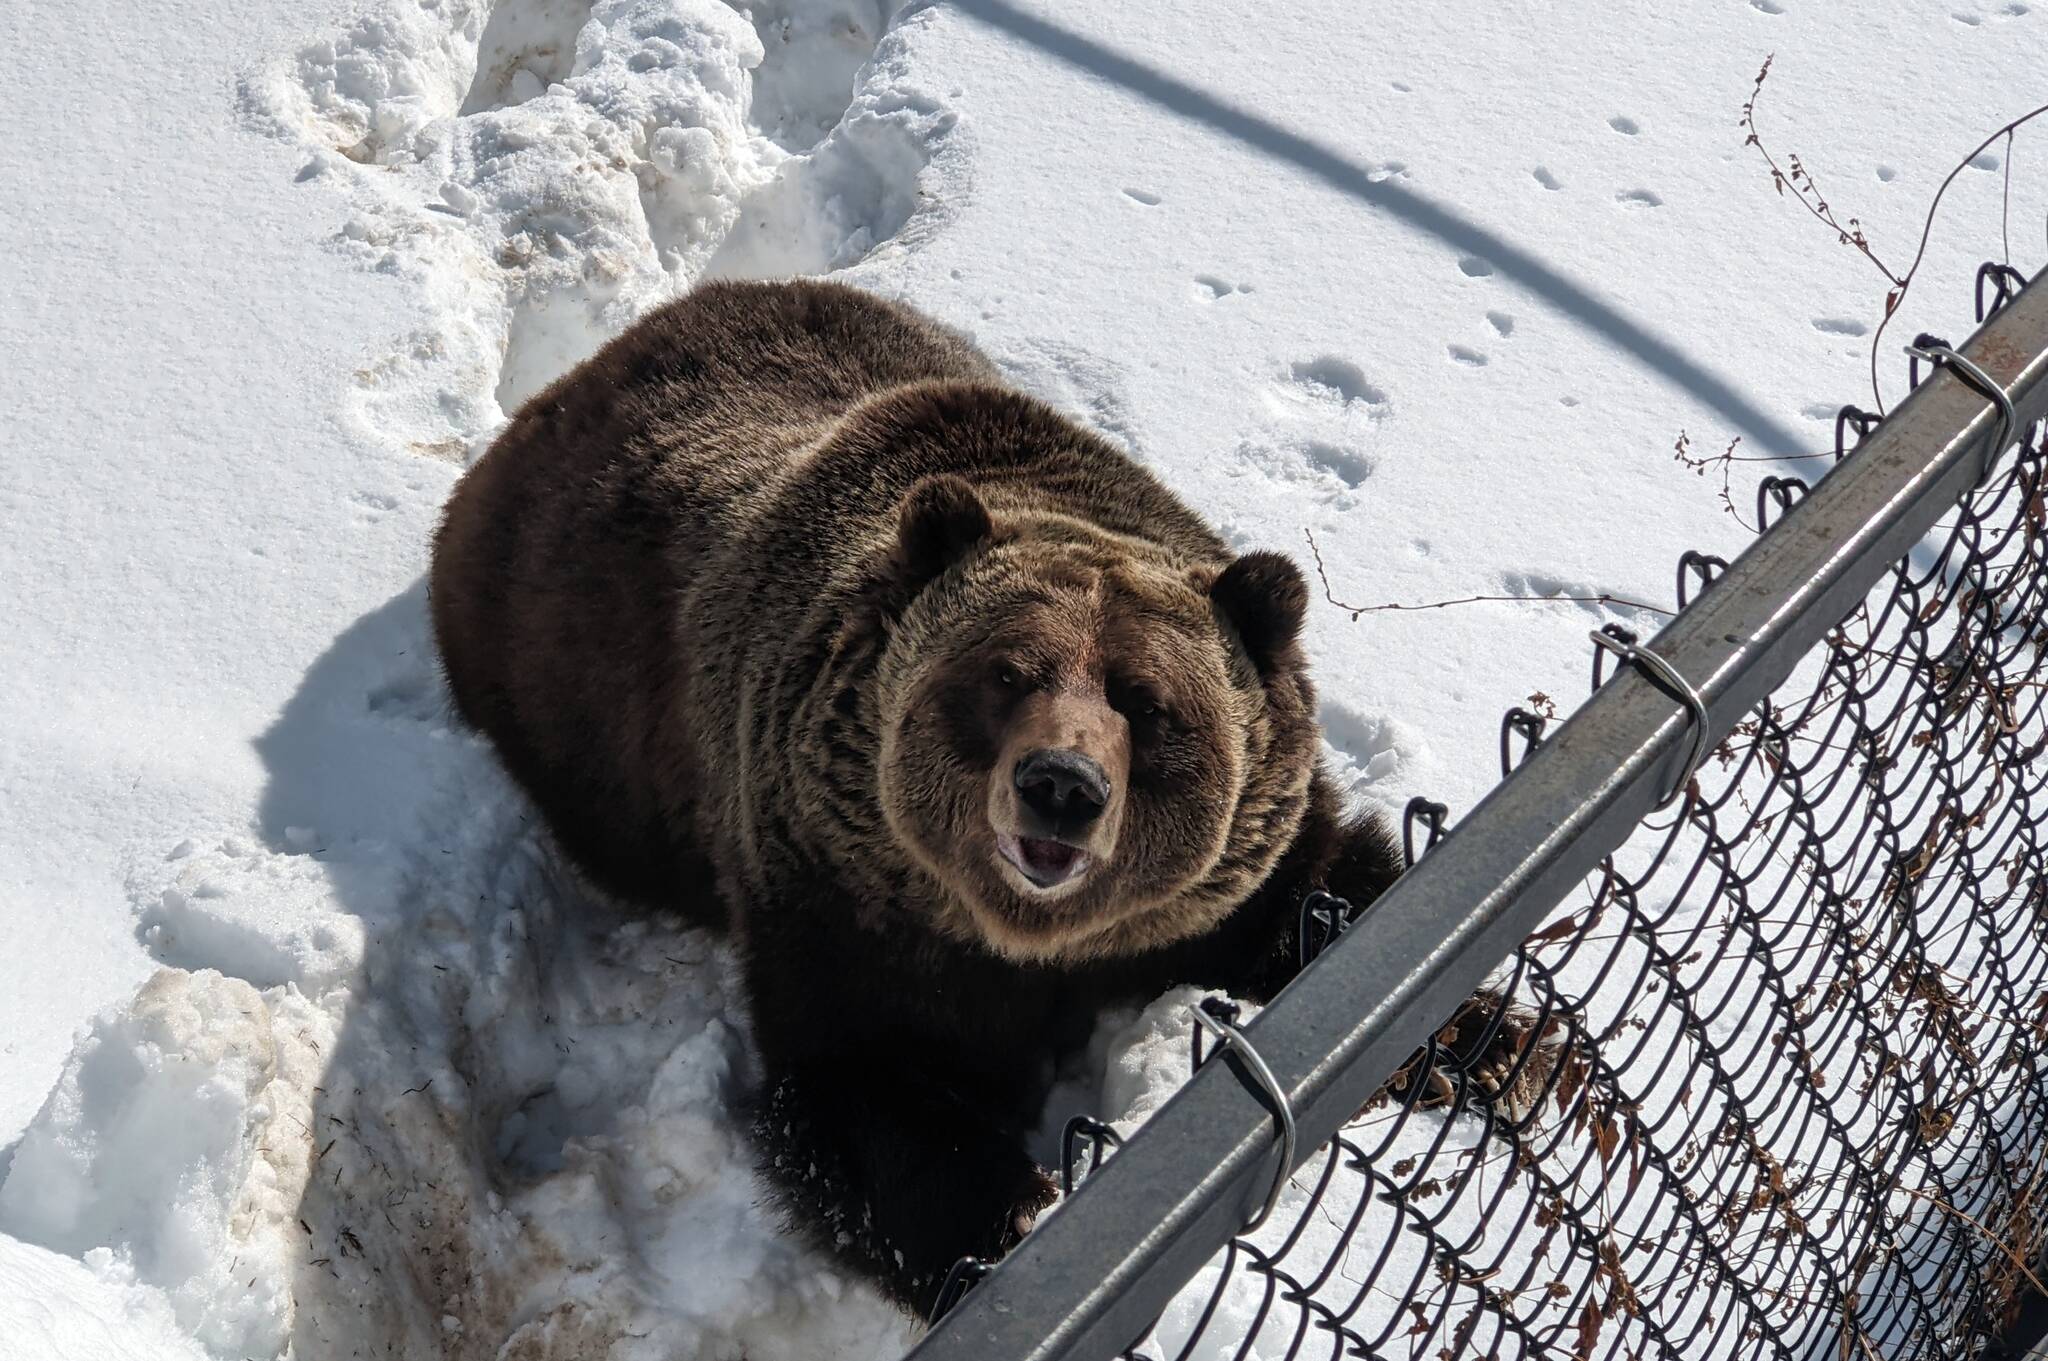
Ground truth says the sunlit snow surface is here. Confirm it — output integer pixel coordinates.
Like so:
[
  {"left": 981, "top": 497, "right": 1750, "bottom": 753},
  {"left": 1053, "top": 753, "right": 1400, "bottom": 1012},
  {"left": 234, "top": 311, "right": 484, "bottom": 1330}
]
[{"left": 4, "top": 0, "right": 2046, "bottom": 1355}]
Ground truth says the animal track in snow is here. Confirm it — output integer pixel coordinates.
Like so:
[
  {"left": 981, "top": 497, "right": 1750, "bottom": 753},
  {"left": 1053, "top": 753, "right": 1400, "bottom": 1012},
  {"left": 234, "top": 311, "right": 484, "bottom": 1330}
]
[
  {"left": 1532, "top": 166, "right": 1563, "bottom": 190},
  {"left": 1318, "top": 702, "right": 1410, "bottom": 787},
  {"left": 1447, "top": 344, "right": 1488, "bottom": 367},
  {"left": 462, "top": 0, "right": 595, "bottom": 114},
  {"left": 1457, "top": 254, "right": 1496, "bottom": 277},
  {"left": 1192, "top": 274, "right": 1252, "bottom": 300},
  {"left": 1251, "top": 357, "right": 1388, "bottom": 508},
  {"left": 1234, "top": 437, "right": 1377, "bottom": 510},
  {"left": 1608, "top": 115, "right": 1641, "bottom": 136},
  {"left": 1502, "top": 570, "right": 1662, "bottom": 622},
  {"left": 1750, "top": 0, "right": 1785, "bottom": 13},
  {"left": 250, "top": 0, "right": 956, "bottom": 433},
  {"left": 1301, "top": 441, "right": 1375, "bottom": 487},
  {"left": 1486, "top": 310, "right": 1515, "bottom": 337},
  {"left": 1287, "top": 356, "right": 1389, "bottom": 408},
  {"left": 1123, "top": 186, "right": 1163, "bottom": 205},
  {"left": 1876, "top": 164, "right": 1899, "bottom": 182},
  {"left": 740, "top": 0, "right": 893, "bottom": 150},
  {"left": 1615, "top": 188, "right": 1662, "bottom": 209},
  {"left": 1812, "top": 317, "right": 1869, "bottom": 336}
]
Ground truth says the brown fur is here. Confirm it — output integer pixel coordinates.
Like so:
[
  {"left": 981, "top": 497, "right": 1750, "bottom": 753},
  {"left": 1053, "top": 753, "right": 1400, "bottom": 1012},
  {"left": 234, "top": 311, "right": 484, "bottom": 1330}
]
[{"left": 431, "top": 279, "right": 1535, "bottom": 1315}]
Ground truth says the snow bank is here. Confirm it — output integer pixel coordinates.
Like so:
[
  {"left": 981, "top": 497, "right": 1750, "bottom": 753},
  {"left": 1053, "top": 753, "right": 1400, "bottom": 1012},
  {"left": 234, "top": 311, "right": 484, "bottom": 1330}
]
[
  {"left": 261, "top": 802, "right": 911, "bottom": 1361},
  {"left": 7, "top": 777, "right": 915, "bottom": 1360},
  {"left": 0, "top": 970, "right": 329, "bottom": 1356},
  {"left": 236, "top": 0, "right": 959, "bottom": 455}
]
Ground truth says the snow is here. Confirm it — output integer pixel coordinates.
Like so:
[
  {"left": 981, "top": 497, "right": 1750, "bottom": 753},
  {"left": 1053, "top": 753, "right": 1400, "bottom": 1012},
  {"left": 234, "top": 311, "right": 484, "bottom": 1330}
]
[
  {"left": 0, "top": 1236, "right": 209, "bottom": 1361},
  {"left": 0, "top": 969, "right": 328, "bottom": 1355},
  {"left": 4, "top": 0, "right": 2045, "bottom": 1356}
]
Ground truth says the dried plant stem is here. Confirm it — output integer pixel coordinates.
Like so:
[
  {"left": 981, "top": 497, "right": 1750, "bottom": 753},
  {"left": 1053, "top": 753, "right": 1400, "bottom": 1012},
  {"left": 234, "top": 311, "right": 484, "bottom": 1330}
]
[
  {"left": 1890, "top": 1182, "right": 2048, "bottom": 1299},
  {"left": 2004, "top": 128, "right": 2016, "bottom": 268},
  {"left": 1743, "top": 54, "right": 2048, "bottom": 413},
  {"left": 1672, "top": 431, "right": 1768, "bottom": 531},
  {"left": 1741, "top": 55, "right": 1901, "bottom": 287},
  {"left": 1303, "top": 530, "right": 1674, "bottom": 621}
]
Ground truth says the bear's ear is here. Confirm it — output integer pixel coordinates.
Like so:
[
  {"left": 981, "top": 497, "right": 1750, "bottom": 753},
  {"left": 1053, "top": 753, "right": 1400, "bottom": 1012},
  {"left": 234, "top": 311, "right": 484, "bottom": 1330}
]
[
  {"left": 894, "top": 474, "right": 993, "bottom": 593},
  {"left": 1211, "top": 550, "right": 1308, "bottom": 673}
]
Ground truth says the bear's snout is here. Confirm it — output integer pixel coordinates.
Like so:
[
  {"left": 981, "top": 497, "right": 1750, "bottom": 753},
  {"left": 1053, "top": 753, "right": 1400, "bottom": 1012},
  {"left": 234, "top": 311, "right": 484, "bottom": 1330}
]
[
  {"left": 986, "top": 690, "right": 1128, "bottom": 901},
  {"left": 1014, "top": 748, "right": 1110, "bottom": 830}
]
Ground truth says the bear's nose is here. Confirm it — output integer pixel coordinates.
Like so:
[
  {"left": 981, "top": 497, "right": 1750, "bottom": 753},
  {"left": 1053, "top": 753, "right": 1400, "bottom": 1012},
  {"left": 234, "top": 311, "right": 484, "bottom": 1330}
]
[{"left": 1014, "top": 749, "right": 1110, "bottom": 827}]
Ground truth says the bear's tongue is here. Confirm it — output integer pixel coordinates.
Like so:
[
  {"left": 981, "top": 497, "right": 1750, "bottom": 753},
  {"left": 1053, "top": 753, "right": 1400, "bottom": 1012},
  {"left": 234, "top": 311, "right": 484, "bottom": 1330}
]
[
  {"left": 997, "top": 833, "right": 1091, "bottom": 889},
  {"left": 1019, "top": 837, "right": 1080, "bottom": 877}
]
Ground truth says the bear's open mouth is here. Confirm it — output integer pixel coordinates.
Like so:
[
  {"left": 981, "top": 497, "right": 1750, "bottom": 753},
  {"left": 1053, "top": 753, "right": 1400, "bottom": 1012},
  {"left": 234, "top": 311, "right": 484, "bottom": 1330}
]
[{"left": 996, "top": 832, "right": 1093, "bottom": 891}]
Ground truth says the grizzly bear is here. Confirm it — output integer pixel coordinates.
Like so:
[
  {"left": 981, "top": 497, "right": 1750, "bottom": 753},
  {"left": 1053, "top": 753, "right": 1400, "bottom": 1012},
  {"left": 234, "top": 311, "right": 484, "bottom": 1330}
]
[{"left": 430, "top": 279, "right": 1541, "bottom": 1316}]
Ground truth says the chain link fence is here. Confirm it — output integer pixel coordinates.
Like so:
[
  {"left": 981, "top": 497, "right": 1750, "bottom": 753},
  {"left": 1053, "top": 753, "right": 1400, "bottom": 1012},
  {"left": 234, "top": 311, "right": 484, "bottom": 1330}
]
[{"left": 913, "top": 263, "right": 2048, "bottom": 1361}]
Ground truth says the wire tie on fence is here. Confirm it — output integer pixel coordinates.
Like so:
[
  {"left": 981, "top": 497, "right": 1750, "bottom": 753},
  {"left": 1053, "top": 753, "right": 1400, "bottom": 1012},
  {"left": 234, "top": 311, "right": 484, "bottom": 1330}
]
[
  {"left": 1588, "top": 630, "right": 1711, "bottom": 810},
  {"left": 1590, "top": 622, "right": 1639, "bottom": 691},
  {"left": 1190, "top": 1000, "right": 1297, "bottom": 1235},
  {"left": 1834, "top": 405, "right": 1882, "bottom": 461},
  {"left": 1059, "top": 1114, "right": 1124, "bottom": 1196},
  {"left": 1297, "top": 889, "right": 1357, "bottom": 969},
  {"left": 1976, "top": 261, "right": 2028, "bottom": 321},
  {"left": 1401, "top": 797, "right": 1449, "bottom": 867},
  {"left": 1756, "top": 475, "right": 1807, "bottom": 531},
  {"left": 929, "top": 1255, "right": 994, "bottom": 1324},
  {"left": 1905, "top": 339, "right": 2017, "bottom": 489},
  {"left": 1499, "top": 707, "right": 1547, "bottom": 776},
  {"left": 1675, "top": 551, "right": 1729, "bottom": 611}
]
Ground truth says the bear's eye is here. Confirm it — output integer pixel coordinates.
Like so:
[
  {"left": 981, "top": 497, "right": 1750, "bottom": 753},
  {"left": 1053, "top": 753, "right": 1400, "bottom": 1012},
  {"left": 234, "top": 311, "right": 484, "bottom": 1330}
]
[
  {"left": 994, "top": 662, "right": 1024, "bottom": 689},
  {"left": 1115, "top": 684, "right": 1172, "bottom": 726}
]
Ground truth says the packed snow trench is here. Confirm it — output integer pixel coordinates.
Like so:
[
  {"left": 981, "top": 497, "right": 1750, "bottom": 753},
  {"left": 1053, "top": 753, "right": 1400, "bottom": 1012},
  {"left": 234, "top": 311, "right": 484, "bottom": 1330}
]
[{"left": 5, "top": 0, "right": 2046, "bottom": 1356}]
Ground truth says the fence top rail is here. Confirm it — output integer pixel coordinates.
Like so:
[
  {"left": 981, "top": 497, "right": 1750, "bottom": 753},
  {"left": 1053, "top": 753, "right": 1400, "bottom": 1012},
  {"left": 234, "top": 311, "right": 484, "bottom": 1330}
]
[{"left": 910, "top": 271, "right": 2048, "bottom": 1361}]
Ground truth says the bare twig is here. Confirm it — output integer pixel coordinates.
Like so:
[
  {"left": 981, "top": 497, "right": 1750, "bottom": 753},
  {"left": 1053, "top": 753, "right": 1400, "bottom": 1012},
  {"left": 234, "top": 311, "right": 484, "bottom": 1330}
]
[
  {"left": 2005, "top": 129, "right": 2016, "bottom": 269},
  {"left": 1870, "top": 101, "right": 2048, "bottom": 412},
  {"left": 1303, "top": 530, "right": 1674, "bottom": 621},
  {"left": 1672, "top": 431, "right": 1766, "bottom": 531},
  {"left": 1742, "top": 55, "right": 1902, "bottom": 289},
  {"left": 1746, "top": 56, "right": 2048, "bottom": 412}
]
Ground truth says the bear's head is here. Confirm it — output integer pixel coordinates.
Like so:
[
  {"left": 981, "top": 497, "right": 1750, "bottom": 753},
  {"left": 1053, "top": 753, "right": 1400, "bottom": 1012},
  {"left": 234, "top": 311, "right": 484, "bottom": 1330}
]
[{"left": 873, "top": 472, "right": 1322, "bottom": 964}]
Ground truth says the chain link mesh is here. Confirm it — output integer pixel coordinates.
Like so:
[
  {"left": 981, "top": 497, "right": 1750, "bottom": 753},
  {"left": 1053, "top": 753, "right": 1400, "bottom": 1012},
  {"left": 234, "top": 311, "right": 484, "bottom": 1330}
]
[{"left": 1066, "top": 272, "right": 2048, "bottom": 1361}]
